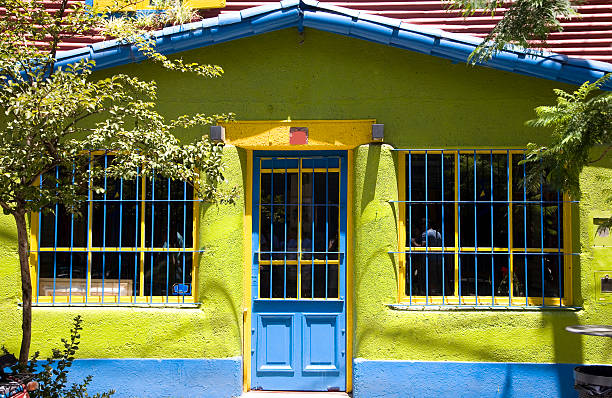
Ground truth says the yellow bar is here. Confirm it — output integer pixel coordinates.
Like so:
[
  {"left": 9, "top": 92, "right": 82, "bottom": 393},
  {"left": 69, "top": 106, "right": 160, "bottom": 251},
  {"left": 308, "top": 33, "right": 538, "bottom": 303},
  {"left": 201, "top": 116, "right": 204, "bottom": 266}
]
[
  {"left": 192, "top": 178, "right": 201, "bottom": 302},
  {"left": 346, "top": 149, "right": 354, "bottom": 393},
  {"left": 404, "top": 295, "right": 564, "bottom": 307},
  {"left": 398, "top": 153, "right": 406, "bottom": 303},
  {"left": 139, "top": 176, "right": 146, "bottom": 297},
  {"left": 563, "top": 193, "right": 573, "bottom": 304},
  {"left": 243, "top": 149, "right": 253, "bottom": 392},
  {"left": 454, "top": 152, "right": 459, "bottom": 298},
  {"left": 508, "top": 153, "right": 514, "bottom": 301},
  {"left": 260, "top": 168, "right": 340, "bottom": 174},
  {"left": 29, "top": 212, "right": 40, "bottom": 299}
]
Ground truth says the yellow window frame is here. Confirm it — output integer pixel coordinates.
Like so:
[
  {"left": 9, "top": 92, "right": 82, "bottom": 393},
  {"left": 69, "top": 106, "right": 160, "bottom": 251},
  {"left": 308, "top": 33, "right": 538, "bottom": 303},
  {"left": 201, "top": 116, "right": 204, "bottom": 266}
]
[
  {"left": 397, "top": 149, "right": 573, "bottom": 307},
  {"left": 28, "top": 154, "right": 200, "bottom": 305},
  {"left": 256, "top": 157, "right": 342, "bottom": 301}
]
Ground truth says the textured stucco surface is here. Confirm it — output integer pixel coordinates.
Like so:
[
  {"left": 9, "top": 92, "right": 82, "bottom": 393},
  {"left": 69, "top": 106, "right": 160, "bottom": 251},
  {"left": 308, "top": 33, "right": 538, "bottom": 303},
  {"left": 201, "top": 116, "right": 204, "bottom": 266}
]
[
  {"left": 63, "top": 358, "right": 242, "bottom": 398},
  {"left": 0, "top": 148, "right": 246, "bottom": 359},
  {"left": 352, "top": 358, "right": 577, "bottom": 398},
  {"left": 352, "top": 144, "right": 612, "bottom": 365},
  {"left": 0, "top": 27, "right": 610, "bottom": 370}
]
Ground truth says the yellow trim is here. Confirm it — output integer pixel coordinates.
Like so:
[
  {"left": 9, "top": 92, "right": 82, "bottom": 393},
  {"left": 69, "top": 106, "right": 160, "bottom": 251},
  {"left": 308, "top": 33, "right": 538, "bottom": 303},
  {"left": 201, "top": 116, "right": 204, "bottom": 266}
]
[
  {"left": 563, "top": 192, "right": 573, "bottom": 304},
  {"left": 454, "top": 152, "right": 459, "bottom": 296},
  {"left": 219, "top": 120, "right": 376, "bottom": 150},
  {"left": 260, "top": 168, "right": 340, "bottom": 173},
  {"left": 398, "top": 150, "right": 572, "bottom": 305},
  {"left": 35, "top": 295, "right": 195, "bottom": 304},
  {"left": 398, "top": 153, "right": 406, "bottom": 302},
  {"left": 93, "top": 0, "right": 225, "bottom": 12},
  {"left": 29, "top": 212, "right": 39, "bottom": 299},
  {"left": 29, "top": 158, "right": 199, "bottom": 304},
  {"left": 139, "top": 176, "right": 146, "bottom": 297},
  {"left": 243, "top": 150, "right": 253, "bottom": 392},
  {"left": 346, "top": 149, "right": 354, "bottom": 393},
  {"left": 508, "top": 153, "right": 514, "bottom": 299}
]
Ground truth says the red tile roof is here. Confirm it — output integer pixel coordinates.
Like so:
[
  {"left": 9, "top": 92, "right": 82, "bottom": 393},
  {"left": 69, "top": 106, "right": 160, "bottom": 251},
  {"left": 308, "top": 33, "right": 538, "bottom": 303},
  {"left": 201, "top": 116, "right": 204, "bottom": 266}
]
[{"left": 14, "top": 0, "right": 612, "bottom": 63}]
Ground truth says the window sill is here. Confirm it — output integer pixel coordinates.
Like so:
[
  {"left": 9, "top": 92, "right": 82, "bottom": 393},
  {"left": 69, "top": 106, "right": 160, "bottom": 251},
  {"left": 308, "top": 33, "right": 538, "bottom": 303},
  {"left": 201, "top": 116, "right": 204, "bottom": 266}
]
[
  {"left": 386, "top": 303, "right": 582, "bottom": 312},
  {"left": 25, "top": 302, "right": 201, "bottom": 309}
]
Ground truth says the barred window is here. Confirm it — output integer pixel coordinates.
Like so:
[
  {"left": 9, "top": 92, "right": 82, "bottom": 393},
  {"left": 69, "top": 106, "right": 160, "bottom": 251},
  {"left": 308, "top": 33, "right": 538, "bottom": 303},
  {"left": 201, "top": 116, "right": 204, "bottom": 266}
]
[
  {"left": 32, "top": 153, "right": 197, "bottom": 305},
  {"left": 398, "top": 150, "right": 571, "bottom": 307}
]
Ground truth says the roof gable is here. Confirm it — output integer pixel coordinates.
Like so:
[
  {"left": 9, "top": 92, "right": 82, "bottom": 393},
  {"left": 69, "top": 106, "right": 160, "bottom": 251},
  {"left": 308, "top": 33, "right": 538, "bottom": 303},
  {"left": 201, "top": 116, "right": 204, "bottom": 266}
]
[{"left": 55, "top": 0, "right": 612, "bottom": 90}]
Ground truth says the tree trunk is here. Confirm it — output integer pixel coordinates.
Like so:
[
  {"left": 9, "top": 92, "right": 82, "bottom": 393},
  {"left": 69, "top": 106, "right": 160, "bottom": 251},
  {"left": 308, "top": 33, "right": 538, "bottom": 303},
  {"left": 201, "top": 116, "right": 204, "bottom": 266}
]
[{"left": 14, "top": 210, "right": 32, "bottom": 364}]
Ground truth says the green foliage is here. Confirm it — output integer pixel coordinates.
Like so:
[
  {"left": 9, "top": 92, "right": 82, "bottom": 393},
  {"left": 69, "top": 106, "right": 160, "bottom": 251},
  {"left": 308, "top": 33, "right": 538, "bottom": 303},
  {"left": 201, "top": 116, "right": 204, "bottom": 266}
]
[
  {"left": 0, "top": 0, "right": 236, "bottom": 218},
  {"left": 0, "top": 0, "right": 237, "bottom": 363},
  {"left": 523, "top": 74, "right": 612, "bottom": 199},
  {"left": 447, "top": 0, "right": 578, "bottom": 63},
  {"left": 5, "top": 316, "right": 115, "bottom": 398}
]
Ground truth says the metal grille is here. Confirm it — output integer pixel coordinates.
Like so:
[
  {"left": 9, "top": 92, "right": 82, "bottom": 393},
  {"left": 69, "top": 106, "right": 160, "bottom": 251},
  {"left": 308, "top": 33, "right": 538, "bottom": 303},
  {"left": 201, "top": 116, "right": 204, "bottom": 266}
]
[
  {"left": 32, "top": 153, "right": 198, "bottom": 305},
  {"left": 393, "top": 149, "right": 574, "bottom": 308},
  {"left": 256, "top": 156, "right": 341, "bottom": 300}
]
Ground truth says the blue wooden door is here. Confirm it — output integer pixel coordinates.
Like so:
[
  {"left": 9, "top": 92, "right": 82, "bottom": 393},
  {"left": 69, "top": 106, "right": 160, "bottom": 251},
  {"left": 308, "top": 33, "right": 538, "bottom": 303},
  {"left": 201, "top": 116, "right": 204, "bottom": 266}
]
[{"left": 251, "top": 151, "right": 347, "bottom": 392}]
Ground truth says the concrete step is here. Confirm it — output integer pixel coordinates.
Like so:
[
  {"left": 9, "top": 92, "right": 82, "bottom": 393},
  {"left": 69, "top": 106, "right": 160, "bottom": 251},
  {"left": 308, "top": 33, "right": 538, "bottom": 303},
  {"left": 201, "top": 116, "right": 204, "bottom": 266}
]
[{"left": 242, "top": 392, "right": 350, "bottom": 398}]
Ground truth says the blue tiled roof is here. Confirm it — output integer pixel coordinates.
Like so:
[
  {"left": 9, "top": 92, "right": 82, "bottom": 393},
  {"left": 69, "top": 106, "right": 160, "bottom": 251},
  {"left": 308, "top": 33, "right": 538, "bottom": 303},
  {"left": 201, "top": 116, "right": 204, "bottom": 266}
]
[{"left": 56, "top": 0, "right": 612, "bottom": 89}]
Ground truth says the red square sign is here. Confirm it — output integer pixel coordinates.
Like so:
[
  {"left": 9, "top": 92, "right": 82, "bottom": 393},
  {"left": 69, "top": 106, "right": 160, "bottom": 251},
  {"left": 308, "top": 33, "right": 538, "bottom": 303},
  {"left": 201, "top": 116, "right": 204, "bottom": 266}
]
[{"left": 290, "top": 127, "right": 308, "bottom": 145}]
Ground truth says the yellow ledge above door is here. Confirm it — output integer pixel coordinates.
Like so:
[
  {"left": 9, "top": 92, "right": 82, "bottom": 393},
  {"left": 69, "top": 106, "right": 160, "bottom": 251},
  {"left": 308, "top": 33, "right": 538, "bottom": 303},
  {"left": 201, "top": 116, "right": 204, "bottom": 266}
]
[{"left": 219, "top": 119, "right": 377, "bottom": 150}]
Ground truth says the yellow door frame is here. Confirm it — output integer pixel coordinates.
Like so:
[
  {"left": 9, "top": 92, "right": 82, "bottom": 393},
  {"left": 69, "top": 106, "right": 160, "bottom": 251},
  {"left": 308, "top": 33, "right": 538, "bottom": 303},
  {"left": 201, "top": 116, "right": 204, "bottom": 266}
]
[{"left": 233, "top": 120, "right": 374, "bottom": 393}]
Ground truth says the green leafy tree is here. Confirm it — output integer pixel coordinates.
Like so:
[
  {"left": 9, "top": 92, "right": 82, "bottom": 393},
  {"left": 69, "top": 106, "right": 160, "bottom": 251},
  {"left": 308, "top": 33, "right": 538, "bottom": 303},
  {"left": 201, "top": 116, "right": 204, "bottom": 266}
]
[
  {"left": 523, "top": 74, "right": 612, "bottom": 209},
  {"left": 0, "top": 0, "right": 236, "bottom": 364},
  {"left": 447, "top": 0, "right": 579, "bottom": 62}
]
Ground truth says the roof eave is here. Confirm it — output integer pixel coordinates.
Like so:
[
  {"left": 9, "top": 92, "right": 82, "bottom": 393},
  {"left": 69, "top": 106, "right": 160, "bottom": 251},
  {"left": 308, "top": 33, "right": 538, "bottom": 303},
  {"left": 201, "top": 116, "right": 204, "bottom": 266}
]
[{"left": 55, "top": 0, "right": 612, "bottom": 90}]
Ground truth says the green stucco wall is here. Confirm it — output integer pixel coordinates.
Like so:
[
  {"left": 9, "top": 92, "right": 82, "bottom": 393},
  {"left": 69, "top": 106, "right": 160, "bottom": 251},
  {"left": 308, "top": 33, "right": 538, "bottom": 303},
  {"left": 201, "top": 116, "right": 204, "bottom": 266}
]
[
  {"left": 1, "top": 27, "right": 611, "bottom": 366},
  {"left": 352, "top": 144, "right": 612, "bottom": 365}
]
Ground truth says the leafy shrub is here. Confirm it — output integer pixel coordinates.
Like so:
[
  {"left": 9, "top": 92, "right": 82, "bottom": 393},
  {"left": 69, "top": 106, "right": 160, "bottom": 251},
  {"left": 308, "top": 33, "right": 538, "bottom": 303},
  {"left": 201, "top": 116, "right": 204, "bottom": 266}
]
[{"left": 5, "top": 316, "right": 114, "bottom": 398}]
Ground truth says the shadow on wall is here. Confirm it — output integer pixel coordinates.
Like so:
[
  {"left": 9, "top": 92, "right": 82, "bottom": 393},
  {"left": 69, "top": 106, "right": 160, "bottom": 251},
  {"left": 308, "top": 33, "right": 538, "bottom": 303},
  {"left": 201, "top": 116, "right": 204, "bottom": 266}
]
[{"left": 360, "top": 144, "right": 381, "bottom": 214}]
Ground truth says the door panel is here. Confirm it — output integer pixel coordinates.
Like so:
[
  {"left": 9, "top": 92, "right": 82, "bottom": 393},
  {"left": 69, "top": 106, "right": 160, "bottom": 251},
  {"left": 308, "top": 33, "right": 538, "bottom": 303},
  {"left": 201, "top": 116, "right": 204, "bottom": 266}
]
[
  {"left": 257, "top": 314, "right": 295, "bottom": 372},
  {"left": 251, "top": 152, "right": 347, "bottom": 392}
]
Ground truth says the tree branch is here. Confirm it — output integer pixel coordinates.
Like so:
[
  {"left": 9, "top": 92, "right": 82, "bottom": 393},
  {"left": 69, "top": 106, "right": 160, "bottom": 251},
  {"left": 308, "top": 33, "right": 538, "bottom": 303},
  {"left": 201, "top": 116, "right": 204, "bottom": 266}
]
[{"left": 588, "top": 144, "right": 612, "bottom": 164}]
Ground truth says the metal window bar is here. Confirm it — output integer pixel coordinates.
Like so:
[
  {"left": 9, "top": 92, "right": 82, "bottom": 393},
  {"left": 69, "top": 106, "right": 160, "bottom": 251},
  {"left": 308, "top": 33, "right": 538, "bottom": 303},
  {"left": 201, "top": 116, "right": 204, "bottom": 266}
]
[
  {"left": 256, "top": 156, "right": 340, "bottom": 301},
  {"left": 441, "top": 153, "right": 445, "bottom": 304},
  {"left": 396, "top": 149, "right": 569, "bottom": 308},
  {"left": 33, "top": 154, "right": 197, "bottom": 305}
]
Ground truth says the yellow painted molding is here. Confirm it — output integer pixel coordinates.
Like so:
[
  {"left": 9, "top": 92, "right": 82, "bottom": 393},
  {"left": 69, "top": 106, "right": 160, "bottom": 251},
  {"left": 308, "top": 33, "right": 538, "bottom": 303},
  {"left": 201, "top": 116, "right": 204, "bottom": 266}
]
[
  {"left": 219, "top": 120, "right": 376, "bottom": 150},
  {"left": 93, "top": 0, "right": 224, "bottom": 12}
]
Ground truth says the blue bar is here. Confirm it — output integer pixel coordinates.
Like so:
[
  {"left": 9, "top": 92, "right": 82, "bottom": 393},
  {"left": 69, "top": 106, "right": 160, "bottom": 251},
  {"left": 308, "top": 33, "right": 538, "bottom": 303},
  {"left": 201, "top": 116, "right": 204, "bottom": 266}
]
[
  {"left": 69, "top": 165, "right": 75, "bottom": 304},
  {"left": 118, "top": 177, "right": 123, "bottom": 303},
  {"left": 441, "top": 153, "right": 445, "bottom": 304},
  {"left": 270, "top": 160, "right": 274, "bottom": 299},
  {"left": 507, "top": 152, "right": 511, "bottom": 306},
  {"left": 284, "top": 161, "right": 288, "bottom": 299},
  {"left": 523, "top": 155, "right": 528, "bottom": 305},
  {"left": 490, "top": 151, "right": 494, "bottom": 305},
  {"left": 36, "top": 174, "right": 42, "bottom": 305},
  {"left": 102, "top": 154, "right": 108, "bottom": 303},
  {"left": 150, "top": 174, "right": 155, "bottom": 303},
  {"left": 458, "top": 154, "right": 462, "bottom": 303},
  {"left": 166, "top": 178, "right": 171, "bottom": 303},
  {"left": 473, "top": 150, "right": 478, "bottom": 303},
  {"left": 325, "top": 159, "right": 329, "bottom": 300},
  {"left": 53, "top": 166, "right": 59, "bottom": 303},
  {"left": 298, "top": 158, "right": 302, "bottom": 299},
  {"left": 311, "top": 164, "right": 315, "bottom": 298},
  {"left": 425, "top": 151, "right": 429, "bottom": 305},
  {"left": 540, "top": 162, "right": 545, "bottom": 303},
  {"left": 182, "top": 180, "right": 187, "bottom": 304},
  {"left": 135, "top": 169, "right": 140, "bottom": 300},
  {"left": 557, "top": 190, "right": 562, "bottom": 305},
  {"left": 408, "top": 152, "right": 412, "bottom": 304},
  {"left": 86, "top": 153, "right": 92, "bottom": 303}
]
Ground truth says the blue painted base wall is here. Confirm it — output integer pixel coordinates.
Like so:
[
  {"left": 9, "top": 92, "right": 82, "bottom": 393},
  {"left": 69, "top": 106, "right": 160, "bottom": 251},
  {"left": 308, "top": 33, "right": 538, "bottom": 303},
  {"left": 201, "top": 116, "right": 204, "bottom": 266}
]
[
  {"left": 64, "top": 358, "right": 242, "bottom": 398},
  {"left": 353, "top": 358, "right": 578, "bottom": 398}
]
